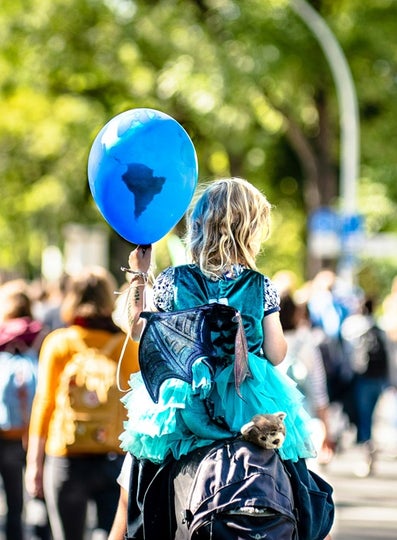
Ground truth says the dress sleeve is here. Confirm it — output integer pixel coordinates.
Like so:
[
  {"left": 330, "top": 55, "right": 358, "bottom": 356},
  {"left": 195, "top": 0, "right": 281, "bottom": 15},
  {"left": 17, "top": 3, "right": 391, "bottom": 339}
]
[
  {"left": 264, "top": 277, "right": 281, "bottom": 316},
  {"left": 117, "top": 452, "right": 132, "bottom": 490},
  {"left": 152, "top": 267, "right": 175, "bottom": 312}
]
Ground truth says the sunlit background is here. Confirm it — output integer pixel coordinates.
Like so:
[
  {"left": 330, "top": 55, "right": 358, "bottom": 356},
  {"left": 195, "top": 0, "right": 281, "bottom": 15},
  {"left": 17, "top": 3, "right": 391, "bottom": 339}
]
[{"left": 1, "top": 0, "right": 397, "bottom": 304}]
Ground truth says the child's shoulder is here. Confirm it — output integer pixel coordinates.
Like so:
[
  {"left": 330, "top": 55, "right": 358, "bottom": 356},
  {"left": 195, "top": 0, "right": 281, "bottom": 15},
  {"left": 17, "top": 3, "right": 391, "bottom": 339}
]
[
  {"left": 245, "top": 267, "right": 266, "bottom": 278},
  {"left": 156, "top": 264, "right": 195, "bottom": 281},
  {"left": 240, "top": 267, "right": 267, "bottom": 284},
  {"left": 245, "top": 269, "right": 277, "bottom": 289}
]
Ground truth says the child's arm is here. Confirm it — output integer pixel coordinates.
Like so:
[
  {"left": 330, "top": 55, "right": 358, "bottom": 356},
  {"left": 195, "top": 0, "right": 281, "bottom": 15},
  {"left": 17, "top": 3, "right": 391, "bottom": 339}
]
[
  {"left": 126, "top": 245, "right": 152, "bottom": 340},
  {"left": 262, "top": 311, "right": 287, "bottom": 365}
]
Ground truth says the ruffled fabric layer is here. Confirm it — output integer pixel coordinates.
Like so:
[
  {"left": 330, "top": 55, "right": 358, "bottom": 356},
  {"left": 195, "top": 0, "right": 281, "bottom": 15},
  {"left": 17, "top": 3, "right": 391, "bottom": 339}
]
[
  {"left": 212, "top": 353, "right": 316, "bottom": 461},
  {"left": 119, "top": 361, "right": 219, "bottom": 463},
  {"left": 120, "top": 354, "right": 316, "bottom": 464}
]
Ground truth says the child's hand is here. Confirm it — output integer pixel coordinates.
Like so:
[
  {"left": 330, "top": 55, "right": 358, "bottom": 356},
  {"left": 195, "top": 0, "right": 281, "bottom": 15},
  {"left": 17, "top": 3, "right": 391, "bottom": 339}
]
[{"left": 128, "top": 244, "right": 152, "bottom": 274}]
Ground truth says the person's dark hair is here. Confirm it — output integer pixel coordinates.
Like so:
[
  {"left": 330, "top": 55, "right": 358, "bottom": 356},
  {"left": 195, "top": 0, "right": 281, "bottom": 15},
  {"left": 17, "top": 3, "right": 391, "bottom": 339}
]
[
  {"left": 363, "top": 297, "right": 374, "bottom": 316},
  {"left": 279, "top": 294, "right": 297, "bottom": 331},
  {"left": 0, "top": 280, "right": 33, "bottom": 320},
  {"left": 60, "top": 266, "right": 117, "bottom": 325}
]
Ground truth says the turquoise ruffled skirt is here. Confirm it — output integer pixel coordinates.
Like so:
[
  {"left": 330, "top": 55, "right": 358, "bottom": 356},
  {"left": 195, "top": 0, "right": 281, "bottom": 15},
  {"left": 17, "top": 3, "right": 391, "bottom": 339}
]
[{"left": 120, "top": 353, "right": 316, "bottom": 463}]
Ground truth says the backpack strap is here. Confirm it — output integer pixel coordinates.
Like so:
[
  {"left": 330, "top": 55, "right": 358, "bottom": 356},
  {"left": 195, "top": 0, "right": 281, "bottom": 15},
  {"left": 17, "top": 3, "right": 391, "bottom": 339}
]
[
  {"left": 99, "top": 333, "right": 124, "bottom": 356},
  {"left": 282, "top": 458, "right": 334, "bottom": 540},
  {"left": 69, "top": 329, "right": 123, "bottom": 357}
]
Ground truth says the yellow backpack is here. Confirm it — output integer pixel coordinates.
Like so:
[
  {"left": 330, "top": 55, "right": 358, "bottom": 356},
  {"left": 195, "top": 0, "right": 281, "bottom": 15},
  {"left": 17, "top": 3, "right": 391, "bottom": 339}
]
[{"left": 52, "top": 332, "right": 126, "bottom": 454}]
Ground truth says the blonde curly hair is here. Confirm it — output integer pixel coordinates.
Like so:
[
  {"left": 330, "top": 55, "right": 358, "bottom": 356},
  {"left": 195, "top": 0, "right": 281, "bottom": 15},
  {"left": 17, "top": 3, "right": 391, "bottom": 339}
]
[{"left": 186, "top": 177, "right": 272, "bottom": 277}]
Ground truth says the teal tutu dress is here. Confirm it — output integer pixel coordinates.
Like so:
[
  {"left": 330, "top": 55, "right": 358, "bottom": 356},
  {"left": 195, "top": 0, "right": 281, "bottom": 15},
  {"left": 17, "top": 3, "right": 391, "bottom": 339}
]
[{"left": 120, "top": 265, "right": 316, "bottom": 463}]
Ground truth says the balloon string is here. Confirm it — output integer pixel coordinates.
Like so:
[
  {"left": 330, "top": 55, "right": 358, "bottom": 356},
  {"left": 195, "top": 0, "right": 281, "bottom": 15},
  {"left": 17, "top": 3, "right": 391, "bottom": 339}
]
[
  {"left": 114, "top": 282, "right": 147, "bottom": 393},
  {"left": 116, "top": 331, "right": 132, "bottom": 393}
]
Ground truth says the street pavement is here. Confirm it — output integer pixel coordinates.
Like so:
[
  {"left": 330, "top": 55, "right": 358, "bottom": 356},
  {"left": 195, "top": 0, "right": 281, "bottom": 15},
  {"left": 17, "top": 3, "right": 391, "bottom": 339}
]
[
  {"left": 318, "top": 443, "right": 397, "bottom": 540},
  {"left": 315, "top": 388, "right": 397, "bottom": 540},
  {"left": 0, "top": 389, "right": 396, "bottom": 539}
]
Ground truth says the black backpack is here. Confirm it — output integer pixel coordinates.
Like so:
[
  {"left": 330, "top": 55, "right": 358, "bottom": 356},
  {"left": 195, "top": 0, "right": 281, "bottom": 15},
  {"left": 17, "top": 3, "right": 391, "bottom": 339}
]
[
  {"left": 136, "top": 438, "right": 334, "bottom": 540},
  {"left": 354, "top": 325, "right": 389, "bottom": 378},
  {"left": 142, "top": 439, "right": 298, "bottom": 540},
  {"left": 175, "top": 439, "right": 297, "bottom": 539}
]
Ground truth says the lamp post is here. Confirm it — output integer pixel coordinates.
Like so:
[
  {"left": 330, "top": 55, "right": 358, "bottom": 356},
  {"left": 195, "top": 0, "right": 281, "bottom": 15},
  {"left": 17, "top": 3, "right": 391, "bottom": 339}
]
[{"left": 290, "top": 0, "right": 360, "bottom": 284}]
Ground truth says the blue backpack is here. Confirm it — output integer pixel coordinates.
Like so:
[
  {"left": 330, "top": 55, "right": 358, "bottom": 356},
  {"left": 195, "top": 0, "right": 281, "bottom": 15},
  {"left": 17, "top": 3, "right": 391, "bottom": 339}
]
[{"left": 0, "top": 349, "right": 38, "bottom": 431}]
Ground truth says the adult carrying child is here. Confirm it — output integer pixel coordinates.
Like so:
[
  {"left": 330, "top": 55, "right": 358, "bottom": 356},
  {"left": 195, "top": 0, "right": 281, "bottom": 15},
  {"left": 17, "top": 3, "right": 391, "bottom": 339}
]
[{"left": 110, "top": 178, "right": 333, "bottom": 540}]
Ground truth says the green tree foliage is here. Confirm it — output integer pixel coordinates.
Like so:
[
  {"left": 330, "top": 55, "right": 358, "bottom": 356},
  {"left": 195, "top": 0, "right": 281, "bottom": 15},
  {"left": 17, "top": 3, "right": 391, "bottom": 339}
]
[{"left": 1, "top": 0, "right": 397, "bottom": 295}]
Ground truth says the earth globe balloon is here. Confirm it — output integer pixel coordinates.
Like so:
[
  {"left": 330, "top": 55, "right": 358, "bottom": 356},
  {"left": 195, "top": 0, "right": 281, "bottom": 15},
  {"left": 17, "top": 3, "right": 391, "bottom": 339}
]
[{"left": 87, "top": 108, "right": 198, "bottom": 245}]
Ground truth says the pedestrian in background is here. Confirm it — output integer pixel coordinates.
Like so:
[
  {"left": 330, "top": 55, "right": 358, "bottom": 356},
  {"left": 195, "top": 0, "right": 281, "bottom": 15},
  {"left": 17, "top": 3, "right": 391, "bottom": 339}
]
[
  {"left": 0, "top": 280, "right": 46, "bottom": 540},
  {"left": 25, "top": 266, "right": 139, "bottom": 540},
  {"left": 279, "top": 293, "right": 334, "bottom": 465},
  {"left": 341, "top": 297, "right": 391, "bottom": 476}
]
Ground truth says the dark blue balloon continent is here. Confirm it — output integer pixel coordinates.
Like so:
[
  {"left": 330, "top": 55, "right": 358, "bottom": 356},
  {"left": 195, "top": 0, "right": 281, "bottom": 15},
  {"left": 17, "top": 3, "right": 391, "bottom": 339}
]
[{"left": 122, "top": 163, "right": 166, "bottom": 218}]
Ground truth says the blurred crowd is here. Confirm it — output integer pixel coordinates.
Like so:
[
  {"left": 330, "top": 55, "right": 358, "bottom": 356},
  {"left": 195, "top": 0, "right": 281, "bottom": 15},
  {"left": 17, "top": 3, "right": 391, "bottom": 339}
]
[
  {"left": 0, "top": 266, "right": 396, "bottom": 538},
  {"left": 274, "top": 268, "right": 397, "bottom": 478},
  {"left": 0, "top": 268, "right": 138, "bottom": 540}
]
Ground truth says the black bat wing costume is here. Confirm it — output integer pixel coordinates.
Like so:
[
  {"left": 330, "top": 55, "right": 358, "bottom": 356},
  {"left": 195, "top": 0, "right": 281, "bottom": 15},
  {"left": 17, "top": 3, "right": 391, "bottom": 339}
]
[{"left": 138, "top": 303, "right": 251, "bottom": 404}]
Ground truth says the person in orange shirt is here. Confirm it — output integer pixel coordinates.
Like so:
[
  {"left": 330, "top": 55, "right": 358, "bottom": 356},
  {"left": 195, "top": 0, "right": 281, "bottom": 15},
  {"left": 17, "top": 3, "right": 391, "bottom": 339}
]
[{"left": 25, "top": 266, "right": 139, "bottom": 540}]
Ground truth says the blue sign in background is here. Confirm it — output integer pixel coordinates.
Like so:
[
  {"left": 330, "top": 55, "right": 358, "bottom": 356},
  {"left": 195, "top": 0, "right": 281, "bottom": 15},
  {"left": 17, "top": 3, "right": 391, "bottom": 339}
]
[
  {"left": 308, "top": 208, "right": 364, "bottom": 257},
  {"left": 309, "top": 207, "right": 340, "bottom": 234}
]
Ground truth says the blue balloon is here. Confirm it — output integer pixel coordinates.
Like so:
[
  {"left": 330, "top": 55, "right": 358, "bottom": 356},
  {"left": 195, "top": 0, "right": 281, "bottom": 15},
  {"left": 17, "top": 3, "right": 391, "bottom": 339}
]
[{"left": 88, "top": 108, "right": 198, "bottom": 244}]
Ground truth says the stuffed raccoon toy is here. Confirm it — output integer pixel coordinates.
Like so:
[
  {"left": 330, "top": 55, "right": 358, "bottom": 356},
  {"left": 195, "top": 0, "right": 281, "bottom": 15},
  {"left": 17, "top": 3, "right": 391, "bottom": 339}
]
[{"left": 240, "top": 412, "right": 287, "bottom": 450}]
